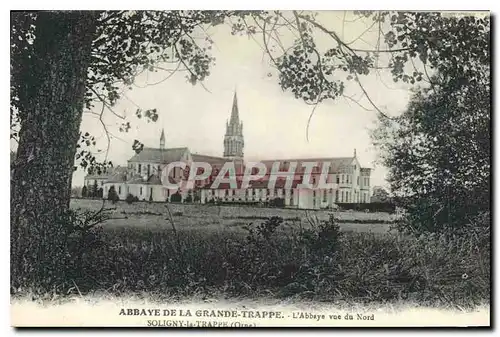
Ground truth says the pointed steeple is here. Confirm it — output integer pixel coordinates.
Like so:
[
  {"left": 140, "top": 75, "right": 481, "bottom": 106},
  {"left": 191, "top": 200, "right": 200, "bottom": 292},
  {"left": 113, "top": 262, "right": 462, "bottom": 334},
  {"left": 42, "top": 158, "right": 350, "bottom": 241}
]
[
  {"left": 223, "top": 89, "right": 244, "bottom": 160},
  {"left": 230, "top": 90, "right": 239, "bottom": 124},
  {"left": 160, "top": 128, "right": 165, "bottom": 150},
  {"left": 353, "top": 148, "right": 357, "bottom": 157}
]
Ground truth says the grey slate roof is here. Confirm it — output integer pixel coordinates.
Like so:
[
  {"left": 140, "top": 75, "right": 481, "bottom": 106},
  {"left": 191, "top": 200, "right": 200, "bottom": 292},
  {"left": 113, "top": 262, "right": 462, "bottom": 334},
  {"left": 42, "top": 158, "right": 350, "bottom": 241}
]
[
  {"left": 146, "top": 174, "right": 162, "bottom": 185},
  {"left": 259, "top": 157, "right": 355, "bottom": 173},
  {"left": 128, "top": 147, "right": 188, "bottom": 164},
  {"left": 191, "top": 154, "right": 228, "bottom": 165},
  {"left": 104, "top": 166, "right": 128, "bottom": 183},
  {"left": 126, "top": 174, "right": 145, "bottom": 184}
]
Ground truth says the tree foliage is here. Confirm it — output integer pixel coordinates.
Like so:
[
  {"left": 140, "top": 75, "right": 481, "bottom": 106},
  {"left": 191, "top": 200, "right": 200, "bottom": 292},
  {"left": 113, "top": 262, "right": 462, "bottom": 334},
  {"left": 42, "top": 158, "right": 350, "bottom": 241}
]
[
  {"left": 10, "top": 10, "right": 256, "bottom": 173},
  {"left": 371, "top": 186, "right": 390, "bottom": 203},
  {"left": 371, "top": 13, "right": 490, "bottom": 233},
  {"left": 107, "top": 186, "right": 119, "bottom": 203},
  {"left": 12, "top": 11, "right": 489, "bottom": 168}
]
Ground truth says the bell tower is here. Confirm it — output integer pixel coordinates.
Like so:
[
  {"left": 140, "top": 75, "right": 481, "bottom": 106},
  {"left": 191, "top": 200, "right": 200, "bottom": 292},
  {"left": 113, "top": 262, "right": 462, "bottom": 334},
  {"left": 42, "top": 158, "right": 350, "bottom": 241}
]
[{"left": 223, "top": 91, "right": 244, "bottom": 160}]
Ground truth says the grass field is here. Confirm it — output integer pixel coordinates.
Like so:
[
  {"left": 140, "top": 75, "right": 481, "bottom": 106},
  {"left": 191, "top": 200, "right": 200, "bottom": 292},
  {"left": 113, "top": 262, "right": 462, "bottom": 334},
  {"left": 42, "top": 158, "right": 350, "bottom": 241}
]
[
  {"left": 70, "top": 198, "right": 396, "bottom": 234},
  {"left": 13, "top": 198, "right": 486, "bottom": 309}
]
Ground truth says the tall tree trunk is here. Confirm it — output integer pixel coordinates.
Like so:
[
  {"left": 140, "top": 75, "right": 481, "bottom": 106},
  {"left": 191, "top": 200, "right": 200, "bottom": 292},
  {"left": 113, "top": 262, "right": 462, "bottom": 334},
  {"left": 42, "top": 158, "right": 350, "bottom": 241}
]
[{"left": 11, "top": 11, "right": 98, "bottom": 291}]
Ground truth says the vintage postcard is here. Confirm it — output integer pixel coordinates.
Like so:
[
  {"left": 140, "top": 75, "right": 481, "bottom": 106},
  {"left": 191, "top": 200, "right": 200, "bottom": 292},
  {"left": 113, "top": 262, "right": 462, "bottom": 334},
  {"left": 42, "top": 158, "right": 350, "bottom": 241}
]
[{"left": 10, "top": 9, "right": 490, "bottom": 328}]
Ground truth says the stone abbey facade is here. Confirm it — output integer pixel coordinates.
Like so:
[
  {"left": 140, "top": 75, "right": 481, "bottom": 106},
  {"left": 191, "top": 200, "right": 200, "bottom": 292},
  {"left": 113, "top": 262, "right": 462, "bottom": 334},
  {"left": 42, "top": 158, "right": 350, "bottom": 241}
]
[{"left": 84, "top": 92, "right": 372, "bottom": 209}]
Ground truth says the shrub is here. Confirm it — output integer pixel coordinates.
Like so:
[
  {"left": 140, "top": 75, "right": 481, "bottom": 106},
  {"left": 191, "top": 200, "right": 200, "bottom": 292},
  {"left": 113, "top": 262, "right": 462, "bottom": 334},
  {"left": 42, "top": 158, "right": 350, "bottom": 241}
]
[
  {"left": 270, "top": 198, "right": 285, "bottom": 208},
  {"left": 11, "top": 207, "right": 111, "bottom": 295},
  {"left": 245, "top": 216, "right": 284, "bottom": 242},
  {"left": 107, "top": 186, "right": 119, "bottom": 204},
  {"left": 92, "top": 180, "right": 99, "bottom": 199},
  {"left": 126, "top": 194, "right": 136, "bottom": 204},
  {"left": 170, "top": 191, "right": 182, "bottom": 203},
  {"left": 81, "top": 185, "right": 88, "bottom": 198},
  {"left": 14, "top": 212, "right": 490, "bottom": 308}
]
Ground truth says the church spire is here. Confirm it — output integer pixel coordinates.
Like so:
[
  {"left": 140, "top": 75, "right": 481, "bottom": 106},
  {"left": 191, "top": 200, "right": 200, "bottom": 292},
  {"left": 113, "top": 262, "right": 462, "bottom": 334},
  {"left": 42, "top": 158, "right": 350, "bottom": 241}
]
[
  {"left": 224, "top": 90, "right": 244, "bottom": 160},
  {"left": 160, "top": 128, "right": 165, "bottom": 150},
  {"left": 230, "top": 90, "right": 239, "bottom": 124}
]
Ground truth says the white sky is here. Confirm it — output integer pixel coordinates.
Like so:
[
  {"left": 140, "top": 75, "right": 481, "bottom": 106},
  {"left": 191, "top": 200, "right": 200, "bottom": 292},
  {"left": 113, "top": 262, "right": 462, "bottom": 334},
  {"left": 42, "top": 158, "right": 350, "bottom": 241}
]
[{"left": 75, "top": 11, "right": 418, "bottom": 187}]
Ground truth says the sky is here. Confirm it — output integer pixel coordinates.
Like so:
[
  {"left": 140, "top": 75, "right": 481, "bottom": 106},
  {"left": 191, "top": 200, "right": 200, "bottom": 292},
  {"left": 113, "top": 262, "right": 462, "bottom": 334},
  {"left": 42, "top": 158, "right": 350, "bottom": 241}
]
[{"left": 72, "top": 11, "right": 416, "bottom": 188}]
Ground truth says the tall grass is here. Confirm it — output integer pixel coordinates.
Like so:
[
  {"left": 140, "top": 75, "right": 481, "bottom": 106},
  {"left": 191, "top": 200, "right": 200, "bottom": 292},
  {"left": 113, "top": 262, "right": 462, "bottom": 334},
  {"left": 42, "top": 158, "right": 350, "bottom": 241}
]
[{"left": 12, "top": 213, "right": 489, "bottom": 309}]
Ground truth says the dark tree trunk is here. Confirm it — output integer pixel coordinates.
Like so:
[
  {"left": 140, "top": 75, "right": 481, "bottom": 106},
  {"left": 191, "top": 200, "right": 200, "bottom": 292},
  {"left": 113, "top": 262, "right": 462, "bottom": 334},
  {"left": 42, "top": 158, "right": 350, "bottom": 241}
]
[{"left": 11, "top": 11, "right": 98, "bottom": 291}]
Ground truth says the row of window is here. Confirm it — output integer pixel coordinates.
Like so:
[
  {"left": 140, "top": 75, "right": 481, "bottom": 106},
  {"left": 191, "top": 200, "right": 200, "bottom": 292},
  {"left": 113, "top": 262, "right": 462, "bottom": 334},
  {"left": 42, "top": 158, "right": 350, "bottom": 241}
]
[
  {"left": 135, "top": 163, "right": 162, "bottom": 176},
  {"left": 132, "top": 163, "right": 186, "bottom": 178},
  {"left": 203, "top": 188, "right": 367, "bottom": 203},
  {"left": 125, "top": 165, "right": 372, "bottom": 187},
  {"left": 274, "top": 163, "right": 360, "bottom": 173},
  {"left": 105, "top": 184, "right": 370, "bottom": 204},
  {"left": 225, "top": 140, "right": 243, "bottom": 154},
  {"left": 87, "top": 180, "right": 105, "bottom": 186},
  {"left": 106, "top": 185, "right": 153, "bottom": 197},
  {"left": 335, "top": 174, "right": 370, "bottom": 186}
]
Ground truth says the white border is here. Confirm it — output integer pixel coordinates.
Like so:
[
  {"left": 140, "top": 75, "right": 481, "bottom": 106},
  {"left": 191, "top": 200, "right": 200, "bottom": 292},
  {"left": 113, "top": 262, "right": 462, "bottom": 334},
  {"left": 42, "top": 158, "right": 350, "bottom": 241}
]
[{"left": 1, "top": 2, "right": 497, "bottom": 336}]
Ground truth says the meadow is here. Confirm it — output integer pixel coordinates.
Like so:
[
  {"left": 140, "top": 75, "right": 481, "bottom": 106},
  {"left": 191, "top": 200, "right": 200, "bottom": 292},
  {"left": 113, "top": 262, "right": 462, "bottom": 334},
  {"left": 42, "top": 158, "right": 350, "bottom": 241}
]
[
  {"left": 69, "top": 199, "right": 396, "bottom": 234},
  {"left": 54, "top": 198, "right": 491, "bottom": 309}
]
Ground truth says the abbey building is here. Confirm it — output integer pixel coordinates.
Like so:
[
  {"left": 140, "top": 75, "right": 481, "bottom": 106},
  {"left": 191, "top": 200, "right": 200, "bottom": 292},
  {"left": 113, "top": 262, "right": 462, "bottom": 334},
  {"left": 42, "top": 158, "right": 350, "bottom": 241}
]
[{"left": 84, "top": 92, "right": 372, "bottom": 209}]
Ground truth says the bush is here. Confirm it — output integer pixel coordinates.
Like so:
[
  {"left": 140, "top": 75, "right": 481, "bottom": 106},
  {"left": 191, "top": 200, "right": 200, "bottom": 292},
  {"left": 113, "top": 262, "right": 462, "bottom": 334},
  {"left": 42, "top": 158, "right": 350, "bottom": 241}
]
[
  {"left": 126, "top": 194, "right": 137, "bottom": 204},
  {"left": 11, "top": 207, "right": 111, "bottom": 295},
  {"left": 81, "top": 185, "right": 88, "bottom": 198},
  {"left": 170, "top": 191, "right": 182, "bottom": 203},
  {"left": 14, "top": 212, "right": 490, "bottom": 308},
  {"left": 107, "top": 186, "right": 119, "bottom": 204},
  {"left": 269, "top": 197, "right": 285, "bottom": 208}
]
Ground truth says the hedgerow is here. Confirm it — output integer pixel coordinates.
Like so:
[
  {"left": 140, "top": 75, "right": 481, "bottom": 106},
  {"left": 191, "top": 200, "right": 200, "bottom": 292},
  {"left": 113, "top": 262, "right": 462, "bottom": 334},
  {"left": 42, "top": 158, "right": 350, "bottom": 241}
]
[{"left": 11, "top": 212, "right": 489, "bottom": 308}]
